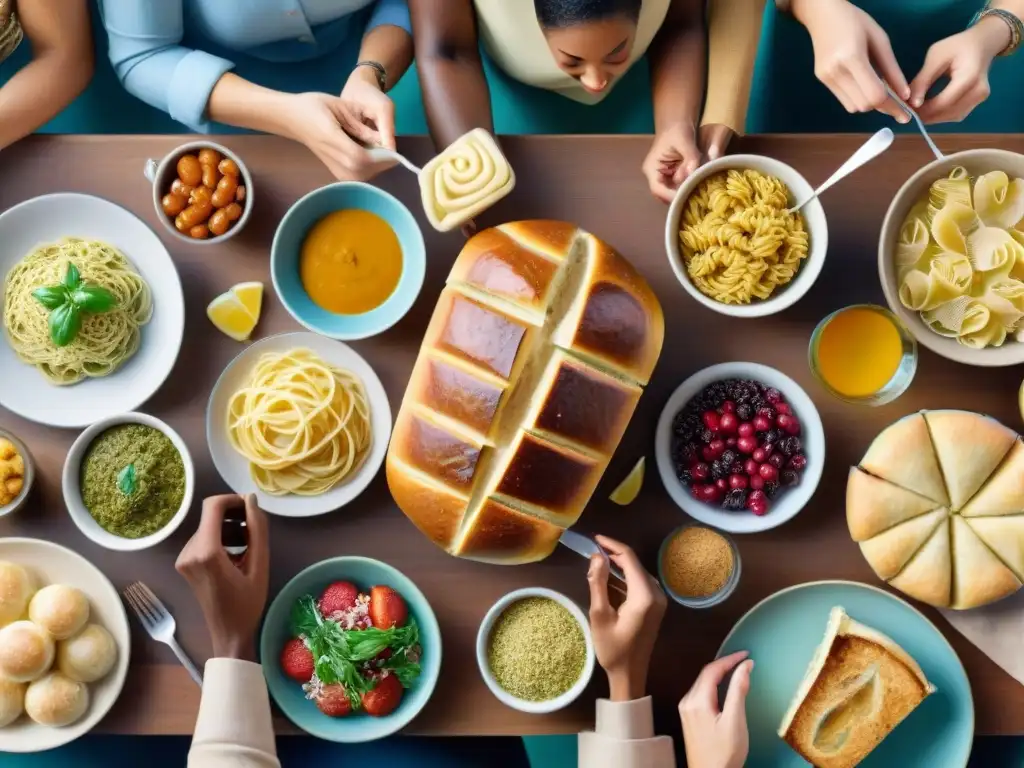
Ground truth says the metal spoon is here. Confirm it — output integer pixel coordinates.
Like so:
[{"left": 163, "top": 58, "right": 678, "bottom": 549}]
[
  {"left": 366, "top": 146, "right": 422, "bottom": 175},
  {"left": 881, "top": 81, "right": 945, "bottom": 161},
  {"left": 787, "top": 127, "right": 895, "bottom": 214}
]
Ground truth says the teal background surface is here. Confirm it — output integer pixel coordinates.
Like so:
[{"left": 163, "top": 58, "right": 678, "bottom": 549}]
[{"left": 3, "top": 0, "right": 1024, "bottom": 764}]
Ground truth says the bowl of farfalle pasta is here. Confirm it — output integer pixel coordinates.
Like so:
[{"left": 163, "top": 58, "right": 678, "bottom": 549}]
[
  {"left": 665, "top": 155, "right": 828, "bottom": 318},
  {"left": 879, "top": 149, "right": 1024, "bottom": 367}
]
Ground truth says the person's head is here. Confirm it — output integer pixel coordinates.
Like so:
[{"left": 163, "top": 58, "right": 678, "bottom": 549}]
[{"left": 534, "top": 0, "right": 641, "bottom": 95}]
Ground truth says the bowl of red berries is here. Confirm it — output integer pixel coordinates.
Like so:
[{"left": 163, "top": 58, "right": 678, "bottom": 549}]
[
  {"left": 260, "top": 556, "right": 442, "bottom": 742},
  {"left": 655, "top": 362, "right": 825, "bottom": 533}
]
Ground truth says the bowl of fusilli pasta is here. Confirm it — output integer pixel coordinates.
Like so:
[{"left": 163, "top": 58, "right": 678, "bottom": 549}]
[{"left": 665, "top": 155, "right": 828, "bottom": 317}]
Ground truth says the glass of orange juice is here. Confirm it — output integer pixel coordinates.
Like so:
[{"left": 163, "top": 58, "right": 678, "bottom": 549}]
[{"left": 809, "top": 304, "right": 917, "bottom": 405}]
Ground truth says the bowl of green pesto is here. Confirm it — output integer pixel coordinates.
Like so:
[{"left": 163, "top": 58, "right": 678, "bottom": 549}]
[{"left": 62, "top": 412, "right": 194, "bottom": 551}]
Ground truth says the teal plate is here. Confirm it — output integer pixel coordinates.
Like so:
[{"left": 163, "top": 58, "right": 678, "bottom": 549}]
[{"left": 718, "top": 581, "right": 974, "bottom": 767}]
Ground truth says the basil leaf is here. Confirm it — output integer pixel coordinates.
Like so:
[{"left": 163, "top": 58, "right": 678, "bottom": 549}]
[
  {"left": 32, "top": 286, "right": 69, "bottom": 310},
  {"left": 63, "top": 263, "right": 81, "bottom": 290},
  {"left": 49, "top": 303, "right": 81, "bottom": 347},
  {"left": 71, "top": 285, "right": 117, "bottom": 314},
  {"left": 117, "top": 463, "right": 137, "bottom": 496}
]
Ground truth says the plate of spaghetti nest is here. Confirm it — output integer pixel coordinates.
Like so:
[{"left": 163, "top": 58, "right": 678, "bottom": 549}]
[
  {"left": 0, "top": 194, "right": 184, "bottom": 428},
  {"left": 206, "top": 332, "right": 392, "bottom": 517}
]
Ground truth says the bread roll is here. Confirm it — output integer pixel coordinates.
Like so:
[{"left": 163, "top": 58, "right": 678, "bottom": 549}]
[
  {"left": 24, "top": 672, "right": 88, "bottom": 727},
  {"left": 0, "top": 561, "right": 34, "bottom": 627},
  {"left": 29, "top": 585, "right": 89, "bottom": 640},
  {"left": 0, "top": 620, "right": 54, "bottom": 683},
  {"left": 57, "top": 624, "right": 117, "bottom": 683},
  {"left": 0, "top": 678, "right": 25, "bottom": 728},
  {"left": 386, "top": 221, "right": 664, "bottom": 563}
]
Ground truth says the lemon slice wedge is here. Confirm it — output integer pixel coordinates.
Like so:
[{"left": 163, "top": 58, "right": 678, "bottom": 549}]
[
  {"left": 609, "top": 457, "right": 645, "bottom": 506},
  {"left": 208, "top": 283, "right": 262, "bottom": 342}
]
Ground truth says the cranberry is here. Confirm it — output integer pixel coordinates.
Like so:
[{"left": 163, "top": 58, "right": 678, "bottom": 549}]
[
  {"left": 777, "top": 413, "right": 801, "bottom": 436},
  {"left": 725, "top": 437, "right": 738, "bottom": 448},
  {"left": 749, "top": 498, "right": 769, "bottom": 516},
  {"left": 781, "top": 469, "right": 800, "bottom": 486},
  {"left": 765, "top": 388, "right": 783, "bottom": 405},
  {"left": 729, "top": 474, "right": 749, "bottom": 490},
  {"left": 692, "top": 462, "right": 710, "bottom": 481},
  {"left": 721, "top": 400, "right": 736, "bottom": 413},
  {"left": 697, "top": 483, "right": 723, "bottom": 503},
  {"left": 702, "top": 445, "right": 717, "bottom": 463},
  {"left": 744, "top": 458, "right": 759, "bottom": 476},
  {"left": 719, "top": 412, "right": 739, "bottom": 434},
  {"left": 748, "top": 489, "right": 767, "bottom": 505},
  {"left": 737, "top": 436, "right": 758, "bottom": 454},
  {"left": 768, "top": 453, "right": 785, "bottom": 469},
  {"left": 776, "top": 402, "right": 792, "bottom": 415},
  {"left": 756, "top": 406, "right": 776, "bottom": 420},
  {"left": 749, "top": 475, "right": 765, "bottom": 491},
  {"left": 737, "top": 422, "right": 755, "bottom": 438},
  {"left": 759, "top": 464, "right": 779, "bottom": 482},
  {"left": 752, "top": 415, "right": 772, "bottom": 432},
  {"left": 715, "top": 478, "right": 728, "bottom": 492},
  {"left": 702, "top": 411, "right": 721, "bottom": 433},
  {"left": 690, "top": 483, "right": 702, "bottom": 496},
  {"left": 708, "top": 439, "right": 726, "bottom": 457},
  {"left": 752, "top": 448, "right": 767, "bottom": 463},
  {"left": 788, "top": 454, "right": 808, "bottom": 471}
]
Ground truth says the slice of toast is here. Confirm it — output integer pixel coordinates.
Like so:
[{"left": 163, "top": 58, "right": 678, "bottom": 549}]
[{"left": 778, "top": 606, "right": 935, "bottom": 768}]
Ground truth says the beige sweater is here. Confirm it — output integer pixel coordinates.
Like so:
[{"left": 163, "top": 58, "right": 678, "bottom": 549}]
[{"left": 187, "top": 660, "right": 675, "bottom": 767}]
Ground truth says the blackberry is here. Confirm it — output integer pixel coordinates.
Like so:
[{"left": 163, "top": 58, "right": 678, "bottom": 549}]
[
  {"left": 699, "top": 428, "right": 715, "bottom": 444},
  {"left": 710, "top": 461, "right": 727, "bottom": 481},
  {"left": 719, "top": 449, "right": 737, "bottom": 468},
  {"left": 780, "top": 436, "right": 802, "bottom": 456},
  {"left": 735, "top": 403, "right": 753, "bottom": 421},
  {"left": 781, "top": 469, "right": 800, "bottom": 487},
  {"left": 764, "top": 387, "right": 783, "bottom": 404},
  {"left": 677, "top": 468, "right": 693, "bottom": 484},
  {"left": 764, "top": 480, "right": 780, "bottom": 498},
  {"left": 764, "top": 428, "right": 781, "bottom": 445},
  {"left": 756, "top": 406, "right": 776, "bottom": 421},
  {"left": 723, "top": 488, "right": 748, "bottom": 510}
]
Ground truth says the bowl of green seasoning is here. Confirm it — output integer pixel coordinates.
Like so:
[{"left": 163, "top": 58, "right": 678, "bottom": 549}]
[
  {"left": 62, "top": 412, "right": 194, "bottom": 551},
  {"left": 476, "top": 587, "right": 594, "bottom": 714}
]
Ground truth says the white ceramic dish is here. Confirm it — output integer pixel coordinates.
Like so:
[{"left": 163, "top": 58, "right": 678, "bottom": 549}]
[
  {"left": 206, "top": 332, "right": 392, "bottom": 517},
  {"left": 654, "top": 362, "right": 825, "bottom": 534},
  {"left": 476, "top": 587, "right": 595, "bottom": 715},
  {"left": 62, "top": 412, "right": 195, "bottom": 551},
  {"left": 0, "top": 193, "right": 184, "bottom": 428},
  {"left": 0, "top": 538, "right": 131, "bottom": 753},
  {"left": 143, "top": 140, "right": 254, "bottom": 245},
  {"left": 879, "top": 148, "right": 1024, "bottom": 367},
  {"left": 665, "top": 154, "right": 828, "bottom": 318},
  {"left": 0, "top": 428, "right": 33, "bottom": 517}
]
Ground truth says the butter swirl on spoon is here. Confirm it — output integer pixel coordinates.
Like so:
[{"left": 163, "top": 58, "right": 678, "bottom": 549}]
[{"left": 419, "top": 128, "right": 515, "bottom": 232}]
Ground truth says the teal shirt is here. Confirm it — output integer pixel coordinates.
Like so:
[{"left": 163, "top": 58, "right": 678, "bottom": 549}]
[{"left": 747, "top": 0, "right": 1022, "bottom": 133}]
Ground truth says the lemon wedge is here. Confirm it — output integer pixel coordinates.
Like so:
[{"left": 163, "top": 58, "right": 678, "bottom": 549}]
[
  {"left": 207, "top": 283, "right": 262, "bottom": 342},
  {"left": 1019, "top": 379, "right": 1024, "bottom": 424},
  {"left": 609, "top": 457, "right": 645, "bottom": 506}
]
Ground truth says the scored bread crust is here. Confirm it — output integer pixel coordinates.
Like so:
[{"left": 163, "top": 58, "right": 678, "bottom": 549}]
[{"left": 386, "top": 221, "right": 664, "bottom": 563}]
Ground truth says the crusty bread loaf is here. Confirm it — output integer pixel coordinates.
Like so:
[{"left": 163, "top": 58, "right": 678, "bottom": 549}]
[
  {"left": 386, "top": 221, "right": 664, "bottom": 563},
  {"left": 779, "top": 607, "right": 934, "bottom": 768}
]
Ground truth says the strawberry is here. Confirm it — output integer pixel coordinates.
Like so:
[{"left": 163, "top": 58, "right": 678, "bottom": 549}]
[
  {"left": 315, "top": 683, "right": 353, "bottom": 717},
  {"left": 319, "top": 581, "right": 359, "bottom": 617},
  {"left": 368, "top": 585, "right": 407, "bottom": 629},
  {"left": 361, "top": 673, "right": 403, "bottom": 717},
  {"left": 279, "top": 637, "right": 314, "bottom": 683}
]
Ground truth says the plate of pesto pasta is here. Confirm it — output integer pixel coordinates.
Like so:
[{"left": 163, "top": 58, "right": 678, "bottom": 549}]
[{"left": 0, "top": 193, "right": 184, "bottom": 427}]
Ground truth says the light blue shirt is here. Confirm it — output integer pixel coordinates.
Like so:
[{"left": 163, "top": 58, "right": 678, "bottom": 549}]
[{"left": 101, "top": 0, "right": 411, "bottom": 132}]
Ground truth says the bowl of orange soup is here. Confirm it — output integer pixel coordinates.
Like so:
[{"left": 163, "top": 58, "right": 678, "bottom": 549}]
[{"left": 271, "top": 182, "right": 426, "bottom": 340}]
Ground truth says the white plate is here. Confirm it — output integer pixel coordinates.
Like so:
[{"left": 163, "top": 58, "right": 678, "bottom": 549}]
[
  {"left": 0, "top": 538, "right": 131, "bottom": 753},
  {"left": 206, "top": 332, "right": 392, "bottom": 517},
  {"left": 0, "top": 194, "right": 184, "bottom": 428},
  {"left": 654, "top": 362, "right": 826, "bottom": 534}
]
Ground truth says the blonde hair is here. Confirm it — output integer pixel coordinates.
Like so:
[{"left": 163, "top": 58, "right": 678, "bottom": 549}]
[{"left": 0, "top": 0, "right": 22, "bottom": 64}]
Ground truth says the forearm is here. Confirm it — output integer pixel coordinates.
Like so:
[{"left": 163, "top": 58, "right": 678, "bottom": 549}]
[
  {"left": 417, "top": 53, "right": 493, "bottom": 149},
  {"left": 0, "top": 51, "right": 92, "bottom": 150},
  {"left": 649, "top": 24, "right": 706, "bottom": 134},
  {"left": 207, "top": 73, "right": 298, "bottom": 139},
  {"left": 356, "top": 23, "right": 413, "bottom": 90}
]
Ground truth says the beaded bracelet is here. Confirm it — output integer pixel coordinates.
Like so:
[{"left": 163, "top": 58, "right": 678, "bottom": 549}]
[
  {"left": 354, "top": 60, "right": 388, "bottom": 92},
  {"left": 971, "top": 6, "right": 1023, "bottom": 56}
]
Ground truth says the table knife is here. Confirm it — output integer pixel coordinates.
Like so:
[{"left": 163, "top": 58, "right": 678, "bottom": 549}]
[{"left": 559, "top": 530, "right": 626, "bottom": 583}]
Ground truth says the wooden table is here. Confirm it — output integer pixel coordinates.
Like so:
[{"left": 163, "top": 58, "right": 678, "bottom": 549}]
[{"left": 1, "top": 134, "right": 1023, "bottom": 739}]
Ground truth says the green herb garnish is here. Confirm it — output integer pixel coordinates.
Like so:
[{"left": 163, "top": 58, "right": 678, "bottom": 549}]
[
  {"left": 31, "top": 263, "right": 117, "bottom": 346},
  {"left": 116, "top": 463, "right": 137, "bottom": 497},
  {"left": 291, "top": 595, "right": 422, "bottom": 709}
]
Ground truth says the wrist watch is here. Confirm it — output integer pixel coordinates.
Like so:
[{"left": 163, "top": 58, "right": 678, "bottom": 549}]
[
  {"left": 354, "top": 60, "right": 388, "bottom": 91},
  {"left": 970, "top": 4, "right": 1023, "bottom": 56}
]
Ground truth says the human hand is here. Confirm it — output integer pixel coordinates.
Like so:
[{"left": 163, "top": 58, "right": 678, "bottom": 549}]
[
  {"left": 284, "top": 91, "right": 395, "bottom": 181},
  {"left": 642, "top": 122, "right": 703, "bottom": 204},
  {"left": 791, "top": 0, "right": 910, "bottom": 122},
  {"left": 700, "top": 124, "right": 734, "bottom": 163},
  {"left": 910, "top": 18, "right": 1009, "bottom": 124},
  {"left": 587, "top": 535, "right": 667, "bottom": 702},
  {"left": 679, "top": 651, "right": 754, "bottom": 768},
  {"left": 175, "top": 494, "right": 270, "bottom": 661},
  {"left": 339, "top": 66, "right": 398, "bottom": 150}
]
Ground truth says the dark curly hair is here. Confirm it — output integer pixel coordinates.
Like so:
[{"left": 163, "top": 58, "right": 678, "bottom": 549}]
[{"left": 534, "top": 0, "right": 643, "bottom": 28}]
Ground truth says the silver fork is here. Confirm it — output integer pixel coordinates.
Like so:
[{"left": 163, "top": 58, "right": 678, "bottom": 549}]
[{"left": 123, "top": 581, "right": 203, "bottom": 686}]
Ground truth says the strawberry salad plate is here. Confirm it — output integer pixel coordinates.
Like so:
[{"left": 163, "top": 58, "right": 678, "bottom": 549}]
[{"left": 261, "top": 556, "right": 442, "bottom": 742}]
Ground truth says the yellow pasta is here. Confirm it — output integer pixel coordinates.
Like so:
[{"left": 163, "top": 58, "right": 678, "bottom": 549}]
[
  {"left": 679, "top": 170, "right": 809, "bottom": 305},
  {"left": 226, "top": 348, "right": 372, "bottom": 496}
]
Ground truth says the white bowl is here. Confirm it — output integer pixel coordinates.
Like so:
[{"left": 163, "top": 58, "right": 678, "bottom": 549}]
[
  {"left": 0, "top": 428, "right": 34, "bottom": 517},
  {"left": 0, "top": 538, "right": 131, "bottom": 753},
  {"left": 206, "top": 332, "right": 392, "bottom": 517},
  {"left": 665, "top": 154, "right": 828, "bottom": 318},
  {"left": 0, "top": 193, "right": 184, "bottom": 428},
  {"left": 476, "top": 587, "right": 595, "bottom": 714},
  {"left": 62, "top": 412, "right": 194, "bottom": 551},
  {"left": 654, "top": 362, "right": 825, "bottom": 534}
]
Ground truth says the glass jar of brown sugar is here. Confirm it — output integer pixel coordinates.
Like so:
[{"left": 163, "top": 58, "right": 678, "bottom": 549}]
[{"left": 658, "top": 524, "right": 741, "bottom": 608}]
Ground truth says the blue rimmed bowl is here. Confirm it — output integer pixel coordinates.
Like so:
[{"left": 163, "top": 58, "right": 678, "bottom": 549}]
[{"left": 271, "top": 182, "right": 425, "bottom": 340}]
